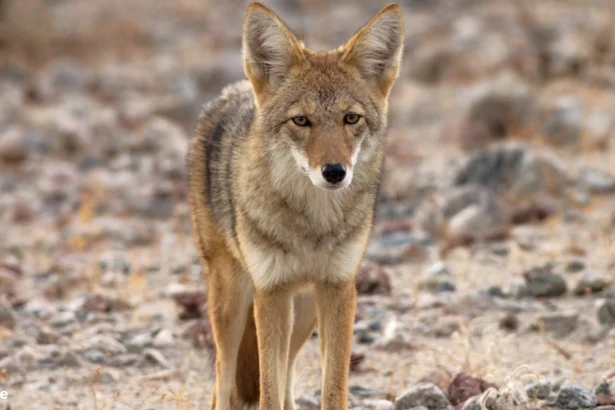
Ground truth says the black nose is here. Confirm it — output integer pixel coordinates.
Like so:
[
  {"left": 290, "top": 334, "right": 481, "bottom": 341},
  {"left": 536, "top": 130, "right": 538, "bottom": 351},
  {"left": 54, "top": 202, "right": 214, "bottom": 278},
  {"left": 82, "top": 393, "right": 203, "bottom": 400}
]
[{"left": 321, "top": 163, "right": 346, "bottom": 184}]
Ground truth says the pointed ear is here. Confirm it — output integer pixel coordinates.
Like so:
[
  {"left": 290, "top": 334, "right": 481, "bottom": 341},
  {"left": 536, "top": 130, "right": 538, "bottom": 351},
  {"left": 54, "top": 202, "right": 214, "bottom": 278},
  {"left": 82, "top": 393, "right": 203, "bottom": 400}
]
[
  {"left": 342, "top": 4, "right": 404, "bottom": 97},
  {"left": 242, "top": 2, "right": 303, "bottom": 96}
]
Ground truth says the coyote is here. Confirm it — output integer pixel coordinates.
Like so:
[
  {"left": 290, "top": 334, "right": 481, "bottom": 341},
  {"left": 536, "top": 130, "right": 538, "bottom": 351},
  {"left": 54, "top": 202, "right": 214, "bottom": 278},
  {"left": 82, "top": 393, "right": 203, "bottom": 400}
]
[{"left": 188, "top": 2, "right": 404, "bottom": 409}]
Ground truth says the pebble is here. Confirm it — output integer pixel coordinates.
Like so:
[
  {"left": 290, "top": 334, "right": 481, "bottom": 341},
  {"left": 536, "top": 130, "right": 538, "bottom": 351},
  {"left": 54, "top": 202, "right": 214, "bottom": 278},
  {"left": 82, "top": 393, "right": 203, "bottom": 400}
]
[
  {"left": 523, "top": 265, "right": 567, "bottom": 298},
  {"left": 99, "top": 368, "right": 122, "bottom": 384},
  {"left": 76, "top": 334, "right": 127, "bottom": 355},
  {"left": 578, "top": 168, "right": 615, "bottom": 194},
  {"left": 394, "top": 383, "right": 453, "bottom": 410},
  {"left": 526, "top": 380, "right": 558, "bottom": 401},
  {"left": 126, "top": 332, "right": 153, "bottom": 352},
  {"left": 84, "top": 349, "right": 106, "bottom": 364},
  {"left": 0, "top": 298, "right": 16, "bottom": 329},
  {"left": 554, "top": 386, "right": 598, "bottom": 409},
  {"left": 531, "top": 310, "right": 579, "bottom": 338},
  {"left": 0, "top": 355, "right": 22, "bottom": 375},
  {"left": 48, "top": 311, "right": 77, "bottom": 328},
  {"left": 361, "top": 399, "right": 394, "bottom": 410},
  {"left": 106, "top": 353, "right": 142, "bottom": 367},
  {"left": 597, "top": 298, "right": 615, "bottom": 326},
  {"left": 0, "top": 127, "right": 29, "bottom": 163},
  {"left": 505, "top": 277, "right": 530, "bottom": 299},
  {"left": 152, "top": 328, "right": 174, "bottom": 348},
  {"left": 574, "top": 272, "right": 611, "bottom": 296},
  {"left": 143, "top": 348, "right": 171, "bottom": 368},
  {"left": 566, "top": 260, "right": 586, "bottom": 273},
  {"left": 448, "top": 373, "right": 497, "bottom": 407},
  {"left": 356, "top": 261, "right": 392, "bottom": 296}
]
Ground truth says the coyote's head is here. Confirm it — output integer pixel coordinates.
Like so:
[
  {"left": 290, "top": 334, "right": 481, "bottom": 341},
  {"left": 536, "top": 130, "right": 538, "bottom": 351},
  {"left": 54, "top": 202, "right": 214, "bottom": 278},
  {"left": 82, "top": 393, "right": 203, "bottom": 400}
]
[{"left": 243, "top": 2, "right": 404, "bottom": 191}]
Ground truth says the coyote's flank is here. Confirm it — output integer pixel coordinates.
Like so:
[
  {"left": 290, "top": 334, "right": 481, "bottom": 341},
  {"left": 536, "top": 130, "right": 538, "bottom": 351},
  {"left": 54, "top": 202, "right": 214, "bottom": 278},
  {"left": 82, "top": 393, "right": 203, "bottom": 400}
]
[{"left": 187, "top": 2, "right": 404, "bottom": 410}]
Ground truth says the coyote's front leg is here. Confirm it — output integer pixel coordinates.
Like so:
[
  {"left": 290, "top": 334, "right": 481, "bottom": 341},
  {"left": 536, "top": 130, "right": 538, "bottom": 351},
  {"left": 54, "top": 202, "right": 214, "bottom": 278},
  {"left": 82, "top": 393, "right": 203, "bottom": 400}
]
[
  {"left": 254, "top": 287, "right": 294, "bottom": 410},
  {"left": 315, "top": 279, "right": 356, "bottom": 410}
]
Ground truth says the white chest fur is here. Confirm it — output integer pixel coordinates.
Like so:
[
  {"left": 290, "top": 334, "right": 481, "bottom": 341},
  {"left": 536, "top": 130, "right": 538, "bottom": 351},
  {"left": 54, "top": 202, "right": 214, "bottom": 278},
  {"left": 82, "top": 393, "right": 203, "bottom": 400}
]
[{"left": 243, "top": 236, "right": 365, "bottom": 290}]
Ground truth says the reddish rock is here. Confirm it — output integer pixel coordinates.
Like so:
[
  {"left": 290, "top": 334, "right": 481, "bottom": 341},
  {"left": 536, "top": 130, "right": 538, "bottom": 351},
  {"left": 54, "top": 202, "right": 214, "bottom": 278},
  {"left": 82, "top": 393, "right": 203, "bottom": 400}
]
[
  {"left": 355, "top": 261, "right": 392, "bottom": 296},
  {"left": 82, "top": 293, "right": 131, "bottom": 313},
  {"left": 448, "top": 372, "right": 498, "bottom": 407},
  {"left": 374, "top": 219, "right": 412, "bottom": 236},
  {"left": 172, "top": 291, "right": 206, "bottom": 320},
  {"left": 598, "top": 395, "right": 615, "bottom": 406},
  {"left": 349, "top": 352, "right": 365, "bottom": 372}
]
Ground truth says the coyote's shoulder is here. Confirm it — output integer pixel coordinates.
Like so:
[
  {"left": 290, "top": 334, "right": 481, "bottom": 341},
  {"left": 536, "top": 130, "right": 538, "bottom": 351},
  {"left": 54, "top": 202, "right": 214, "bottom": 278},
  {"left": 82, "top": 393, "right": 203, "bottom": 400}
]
[{"left": 187, "top": 80, "right": 254, "bottom": 256}]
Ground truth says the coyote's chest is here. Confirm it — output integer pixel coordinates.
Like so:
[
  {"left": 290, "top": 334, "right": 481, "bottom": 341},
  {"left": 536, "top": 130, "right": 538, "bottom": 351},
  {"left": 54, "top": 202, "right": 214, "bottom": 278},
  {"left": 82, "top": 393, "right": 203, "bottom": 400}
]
[
  {"left": 237, "top": 188, "right": 370, "bottom": 289},
  {"left": 241, "top": 231, "right": 366, "bottom": 290}
]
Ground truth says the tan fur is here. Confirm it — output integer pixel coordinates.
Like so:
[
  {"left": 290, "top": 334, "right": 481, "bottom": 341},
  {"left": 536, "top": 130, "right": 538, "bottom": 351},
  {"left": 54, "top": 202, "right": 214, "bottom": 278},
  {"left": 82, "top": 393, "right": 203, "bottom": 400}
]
[{"left": 187, "top": 3, "right": 404, "bottom": 410}]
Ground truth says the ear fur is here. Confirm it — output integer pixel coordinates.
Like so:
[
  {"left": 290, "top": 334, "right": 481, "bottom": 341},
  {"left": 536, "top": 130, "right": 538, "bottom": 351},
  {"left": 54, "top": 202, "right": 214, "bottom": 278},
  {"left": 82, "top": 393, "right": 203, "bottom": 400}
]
[
  {"left": 242, "top": 2, "right": 303, "bottom": 96},
  {"left": 342, "top": 4, "right": 404, "bottom": 96}
]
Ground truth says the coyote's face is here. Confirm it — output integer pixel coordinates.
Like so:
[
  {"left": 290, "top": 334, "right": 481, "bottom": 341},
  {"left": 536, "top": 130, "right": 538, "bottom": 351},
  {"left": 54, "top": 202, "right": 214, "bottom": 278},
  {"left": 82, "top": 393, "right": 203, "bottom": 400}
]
[{"left": 243, "top": 3, "right": 404, "bottom": 191}]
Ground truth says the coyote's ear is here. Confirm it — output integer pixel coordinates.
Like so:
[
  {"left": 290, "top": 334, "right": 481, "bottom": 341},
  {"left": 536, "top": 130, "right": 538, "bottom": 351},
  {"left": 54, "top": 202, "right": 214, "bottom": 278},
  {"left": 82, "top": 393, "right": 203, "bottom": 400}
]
[
  {"left": 342, "top": 4, "right": 404, "bottom": 97},
  {"left": 242, "top": 2, "right": 303, "bottom": 97}
]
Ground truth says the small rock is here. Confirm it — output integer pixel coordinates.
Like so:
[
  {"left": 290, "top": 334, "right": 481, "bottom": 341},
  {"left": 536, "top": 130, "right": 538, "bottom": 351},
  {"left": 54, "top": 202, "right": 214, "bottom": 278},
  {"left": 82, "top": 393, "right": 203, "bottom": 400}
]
[
  {"left": 76, "top": 335, "right": 127, "bottom": 355},
  {"left": 460, "top": 395, "right": 481, "bottom": 410},
  {"left": 126, "top": 333, "right": 153, "bottom": 353},
  {"left": 84, "top": 349, "right": 106, "bottom": 364},
  {"left": 526, "top": 380, "right": 558, "bottom": 401},
  {"left": 505, "top": 277, "right": 530, "bottom": 299},
  {"left": 498, "top": 313, "right": 519, "bottom": 332},
  {"left": 106, "top": 353, "right": 142, "bottom": 367},
  {"left": 596, "top": 381, "right": 612, "bottom": 397},
  {"left": 430, "top": 318, "right": 460, "bottom": 338},
  {"left": 171, "top": 289, "right": 206, "bottom": 320},
  {"left": 418, "top": 277, "right": 456, "bottom": 294},
  {"left": 531, "top": 310, "right": 578, "bottom": 338},
  {"left": 523, "top": 265, "right": 567, "bottom": 298},
  {"left": 0, "top": 355, "right": 22, "bottom": 375},
  {"left": 57, "top": 350, "right": 81, "bottom": 368},
  {"left": 0, "top": 298, "right": 16, "bottom": 329},
  {"left": 366, "top": 232, "right": 431, "bottom": 265},
  {"left": 98, "top": 368, "right": 122, "bottom": 384},
  {"left": 578, "top": 168, "right": 615, "bottom": 194},
  {"left": 361, "top": 399, "right": 394, "bottom": 410},
  {"left": 448, "top": 373, "right": 498, "bottom": 407},
  {"left": 356, "top": 261, "right": 392, "bottom": 296},
  {"left": 554, "top": 386, "right": 597, "bottom": 409},
  {"left": 418, "top": 369, "right": 452, "bottom": 390},
  {"left": 48, "top": 311, "right": 77, "bottom": 328},
  {"left": 566, "top": 260, "right": 586, "bottom": 273},
  {"left": 349, "top": 385, "right": 382, "bottom": 399},
  {"left": 349, "top": 353, "right": 365, "bottom": 372},
  {"left": 490, "top": 244, "right": 509, "bottom": 256},
  {"left": 0, "top": 127, "right": 28, "bottom": 163},
  {"left": 375, "top": 319, "right": 413, "bottom": 352},
  {"left": 394, "top": 383, "right": 452, "bottom": 410},
  {"left": 81, "top": 293, "right": 132, "bottom": 313},
  {"left": 574, "top": 272, "right": 611, "bottom": 296},
  {"left": 143, "top": 348, "right": 171, "bottom": 368},
  {"left": 542, "top": 96, "right": 583, "bottom": 147},
  {"left": 597, "top": 299, "right": 615, "bottom": 326},
  {"left": 152, "top": 328, "right": 174, "bottom": 348},
  {"left": 182, "top": 319, "right": 214, "bottom": 349},
  {"left": 453, "top": 142, "right": 570, "bottom": 201}
]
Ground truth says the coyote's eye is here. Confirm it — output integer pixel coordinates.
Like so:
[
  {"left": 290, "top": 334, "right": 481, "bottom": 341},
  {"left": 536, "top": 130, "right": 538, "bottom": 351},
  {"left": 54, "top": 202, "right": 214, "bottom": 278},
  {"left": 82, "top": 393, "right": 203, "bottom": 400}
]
[
  {"left": 344, "top": 113, "right": 360, "bottom": 125},
  {"left": 292, "top": 116, "right": 310, "bottom": 127}
]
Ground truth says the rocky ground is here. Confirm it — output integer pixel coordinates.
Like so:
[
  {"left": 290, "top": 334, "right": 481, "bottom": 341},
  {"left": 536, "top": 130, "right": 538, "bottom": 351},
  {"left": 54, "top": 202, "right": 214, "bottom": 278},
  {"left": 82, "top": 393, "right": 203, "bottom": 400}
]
[{"left": 1, "top": 0, "right": 615, "bottom": 409}]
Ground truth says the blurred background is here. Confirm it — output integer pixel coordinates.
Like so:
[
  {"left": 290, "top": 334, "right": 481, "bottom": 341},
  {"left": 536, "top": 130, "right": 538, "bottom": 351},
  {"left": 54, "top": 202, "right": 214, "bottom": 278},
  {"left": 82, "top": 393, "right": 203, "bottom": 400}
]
[{"left": 2, "top": 0, "right": 615, "bottom": 409}]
